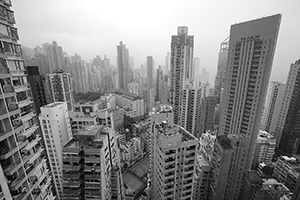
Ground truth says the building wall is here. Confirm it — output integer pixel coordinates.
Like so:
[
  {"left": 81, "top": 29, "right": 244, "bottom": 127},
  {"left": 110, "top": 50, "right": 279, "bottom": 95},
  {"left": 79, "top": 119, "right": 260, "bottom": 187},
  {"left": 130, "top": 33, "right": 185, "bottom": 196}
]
[
  {"left": 170, "top": 26, "right": 194, "bottom": 125},
  {"left": 39, "top": 102, "right": 72, "bottom": 199},
  {"left": 260, "top": 81, "right": 285, "bottom": 134},
  {"left": 216, "top": 14, "right": 281, "bottom": 199},
  {"left": 275, "top": 60, "right": 300, "bottom": 155}
]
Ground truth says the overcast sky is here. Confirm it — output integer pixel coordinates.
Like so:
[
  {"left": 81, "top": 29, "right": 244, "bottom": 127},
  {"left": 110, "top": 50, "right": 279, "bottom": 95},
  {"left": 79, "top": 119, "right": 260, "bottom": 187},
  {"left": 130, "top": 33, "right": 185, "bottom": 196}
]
[{"left": 13, "top": 0, "right": 300, "bottom": 85}]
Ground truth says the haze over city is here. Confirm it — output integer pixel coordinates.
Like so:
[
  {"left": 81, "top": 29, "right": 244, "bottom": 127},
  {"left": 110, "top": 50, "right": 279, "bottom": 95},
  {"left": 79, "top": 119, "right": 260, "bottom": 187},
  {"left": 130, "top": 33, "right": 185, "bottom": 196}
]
[{"left": 13, "top": 0, "right": 300, "bottom": 84}]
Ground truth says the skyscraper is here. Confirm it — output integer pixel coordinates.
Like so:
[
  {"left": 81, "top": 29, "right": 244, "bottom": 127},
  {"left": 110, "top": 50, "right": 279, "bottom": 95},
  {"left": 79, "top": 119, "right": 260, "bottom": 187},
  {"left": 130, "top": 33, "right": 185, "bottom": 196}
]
[
  {"left": 44, "top": 71, "right": 74, "bottom": 111},
  {"left": 199, "top": 96, "right": 218, "bottom": 135},
  {"left": 117, "top": 41, "right": 130, "bottom": 91},
  {"left": 25, "top": 66, "right": 47, "bottom": 115},
  {"left": 275, "top": 60, "right": 300, "bottom": 155},
  {"left": 180, "top": 79, "right": 202, "bottom": 137},
  {"left": 214, "top": 38, "right": 229, "bottom": 102},
  {"left": 39, "top": 102, "right": 73, "bottom": 199},
  {"left": 211, "top": 14, "right": 281, "bottom": 200},
  {"left": 260, "top": 81, "right": 285, "bottom": 134},
  {"left": 147, "top": 56, "right": 154, "bottom": 88},
  {"left": 202, "top": 68, "right": 209, "bottom": 83},
  {"left": 155, "top": 65, "right": 163, "bottom": 101},
  {"left": 40, "top": 41, "right": 65, "bottom": 73},
  {"left": 170, "top": 26, "right": 194, "bottom": 124},
  {"left": 165, "top": 52, "right": 170, "bottom": 75},
  {"left": 0, "top": 1, "right": 53, "bottom": 199}
]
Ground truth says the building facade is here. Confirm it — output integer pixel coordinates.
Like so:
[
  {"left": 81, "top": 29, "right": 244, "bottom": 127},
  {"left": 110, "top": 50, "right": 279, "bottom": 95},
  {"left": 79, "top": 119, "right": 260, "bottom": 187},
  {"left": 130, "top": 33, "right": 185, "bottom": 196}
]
[
  {"left": 39, "top": 102, "right": 72, "bottom": 199},
  {"left": 0, "top": 1, "right": 53, "bottom": 199},
  {"left": 25, "top": 66, "right": 47, "bottom": 115},
  {"left": 170, "top": 26, "right": 194, "bottom": 125},
  {"left": 260, "top": 81, "right": 285, "bottom": 134},
  {"left": 150, "top": 120, "right": 199, "bottom": 200},
  {"left": 193, "top": 155, "right": 210, "bottom": 200},
  {"left": 214, "top": 38, "right": 229, "bottom": 102},
  {"left": 252, "top": 130, "right": 276, "bottom": 168},
  {"left": 212, "top": 14, "right": 281, "bottom": 200},
  {"left": 180, "top": 79, "right": 202, "bottom": 137},
  {"left": 62, "top": 126, "right": 124, "bottom": 200},
  {"left": 117, "top": 41, "right": 130, "bottom": 92},
  {"left": 199, "top": 96, "right": 218, "bottom": 135},
  {"left": 275, "top": 60, "right": 300, "bottom": 155},
  {"left": 113, "top": 90, "right": 144, "bottom": 119},
  {"left": 44, "top": 71, "right": 74, "bottom": 111}
]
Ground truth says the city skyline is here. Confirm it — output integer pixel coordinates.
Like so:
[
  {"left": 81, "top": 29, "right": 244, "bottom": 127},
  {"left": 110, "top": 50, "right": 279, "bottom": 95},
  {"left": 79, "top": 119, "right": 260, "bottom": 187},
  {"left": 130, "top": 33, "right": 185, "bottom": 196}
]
[{"left": 13, "top": 0, "right": 300, "bottom": 85}]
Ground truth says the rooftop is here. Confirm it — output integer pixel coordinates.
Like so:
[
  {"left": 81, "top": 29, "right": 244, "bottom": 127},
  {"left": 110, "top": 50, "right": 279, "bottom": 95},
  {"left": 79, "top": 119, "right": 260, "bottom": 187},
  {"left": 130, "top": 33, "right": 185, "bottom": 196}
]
[
  {"left": 114, "top": 90, "right": 141, "bottom": 101},
  {"left": 74, "top": 125, "right": 106, "bottom": 137},
  {"left": 217, "top": 135, "right": 232, "bottom": 149},
  {"left": 69, "top": 111, "right": 98, "bottom": 118},
  {"left": 245, "top": 171, "right": 263, "bottom": 184},
  {"left": 261, "top": 178, "right": 290, "bottom": 192},
  {"left": 155, "top": 121, "right": 196, "bottom": 142},
  {"left": 43, "top": 102, "right": 64, "bottom": 108},
  {"left": 258, "top": 130, "right": 275, "bottom": 140}
]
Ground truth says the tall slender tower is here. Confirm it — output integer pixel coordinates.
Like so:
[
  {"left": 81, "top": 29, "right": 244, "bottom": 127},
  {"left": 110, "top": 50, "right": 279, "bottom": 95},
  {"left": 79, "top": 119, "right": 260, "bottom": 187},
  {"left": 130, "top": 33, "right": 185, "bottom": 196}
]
[
  {"left": 275, "top": 60, "right": 300, "bottom": 155},
  {"left": 170, "top": 26, "right": 194, "bottom": 124},
  {"left": 260, "top": 81, "right": 285, "bottom": 134},
  {"left": 0, "top": 1, "right": 54, "bottom": 199},
  {"left": 39, "top": 102, "right": 72, "bottom": 199},
  {"left": 117, "top": 41, "right": 130, "bottom": 92},
  {"left": 180, "top": 79, "right": 202, "bottom": 137},
  {"left": 210, "top": 14, "right": 281, "bottom": 200},
  {"left": 214, "top": 38, "right": 229, "bottom": 102}
]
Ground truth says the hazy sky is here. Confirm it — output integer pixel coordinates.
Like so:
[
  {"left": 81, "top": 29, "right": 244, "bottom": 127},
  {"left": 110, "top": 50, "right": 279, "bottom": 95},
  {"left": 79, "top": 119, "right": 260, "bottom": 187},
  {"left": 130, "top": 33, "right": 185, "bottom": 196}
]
[{"left": 13, "top": 0, "right": 300, "bottom": 85}]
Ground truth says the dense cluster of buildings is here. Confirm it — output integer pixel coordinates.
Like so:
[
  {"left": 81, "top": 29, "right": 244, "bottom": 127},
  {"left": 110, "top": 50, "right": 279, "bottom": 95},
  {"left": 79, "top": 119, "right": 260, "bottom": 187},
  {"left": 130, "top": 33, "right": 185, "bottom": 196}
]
[{"left": 1, "top": 1, "right": 300, "bottom": 200}]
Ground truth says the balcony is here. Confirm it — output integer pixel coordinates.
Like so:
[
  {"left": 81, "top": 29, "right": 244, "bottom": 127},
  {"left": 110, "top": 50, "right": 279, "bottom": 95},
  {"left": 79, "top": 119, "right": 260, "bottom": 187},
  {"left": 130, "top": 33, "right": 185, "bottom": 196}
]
[
  {"left": 17, "top": 124, "right": 38, "bottom": 141},
  {"left": 2, "top": 85, "right": 14, "bottom": 93},
  {"left": 63, "top": 165, "right": 80, "bottom": 172},
  {"left": 19, "top": 111, "right": 35, "bottom": 123},
  {"left": 7, "top": 103, "right": 18, "bottom": 112},
  {"left": 22, "top": 136, "right": 41, "bottom": 152},
  {"left": 3, "top": 158, "right": 22, "bottom": 176},
  {"left": 14, "top": 84, "right": 28, "bottom": 93},
  {"left": 26, "top": 159, "right": 46, "bottom": 177},
  {"left": 0, "top": 107, "right": 7, "bottom": 118},
  {"left": 22, "top": 147, "right": 43, "bottom": 164},
  {"left": 9, "top": 173, "right": 27, "bottom": 191},
  {"left": 84, "top": 165, "right": 101, "bottom": 172}
]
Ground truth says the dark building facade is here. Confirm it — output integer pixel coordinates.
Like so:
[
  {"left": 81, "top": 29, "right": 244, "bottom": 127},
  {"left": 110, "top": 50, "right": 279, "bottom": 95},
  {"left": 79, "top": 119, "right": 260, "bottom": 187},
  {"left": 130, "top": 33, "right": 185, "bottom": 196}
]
[{"left": 25, "top": 66, "right": 47, "bottom": 114}]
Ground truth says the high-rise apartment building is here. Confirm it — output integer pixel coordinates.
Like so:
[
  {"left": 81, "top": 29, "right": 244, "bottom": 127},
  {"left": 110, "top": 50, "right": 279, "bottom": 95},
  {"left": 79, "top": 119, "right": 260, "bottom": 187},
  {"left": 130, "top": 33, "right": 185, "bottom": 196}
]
[
  {"left": 201, "top": 68, "right": 209, "bottom": 84},
  {"left": 180, "top": 79, "right": 202, "bottom": 137},
  {"left": 260, "top": 81, "right": 285, "bottom": 134},
  {"left": 25, "top": 66, "right": 47, "bottom": 115},
  {"left": 161, "top": 75, "right": 169, "bottom": 103},
  {"left": 165, "top": 52, "right": 170, "bottom": 75},
  {"left": 150, "top": 120, "right": 199, "bottom": 200},
  {"left": 199, "top": 96, "right": 218, "bottom": 135},
  {"left": 62, "top": 125, "right": 124, "bottom": 200},
  {"left": 156, "top": 66, "right": 163, "bottom": 102},
  {"left": 292, "top": 176, "right": 300, "bottom": 200},
  {"left": 214, "top": 38, "right": 229, "bottom": 102},
  {"left": 170, "top": 26, "right": 194, "bottom": 124},
  {"left": 39, "top": 102, "right": 73, "bottom": 199},
  {"left": 193, "top": 57, "right": 201, "bottom": 83},
  {"left": 117, "top": 41, "right": 130, "bottom": 92},
  {"left": 193, "top": 155, "right": 210, "bottom": 200},
  {"left": 44, "top": 71, "right": 74, "bottom": 111},
  {"left": 275, "top": 60, "right": 300, "bottom": 155},
  {"left": 128, "top": 82, "right": 139, "bottom": 95},
  {"left": 41, "top": 41, "right": 65, "bottom": 73},
  {"left": 252, "top": 130, "right": 276, "bottom": 168},
  {"left": 0, "top": 1, "right": 53, "bottom": 199},
  {"left": 147, "top": 56, "right": 154, "bottom": 88},
  {"left": 211, "top": 14, "right": 281, "bottom": 200}
]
